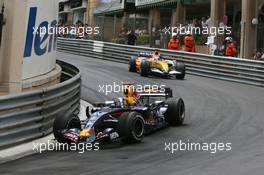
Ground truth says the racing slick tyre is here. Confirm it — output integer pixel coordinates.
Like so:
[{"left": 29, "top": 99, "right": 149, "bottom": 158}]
[
  {"left": 118, "top": 112, "right": 145, "bottom": 143},
  {"left": 86, "top": 106, "right": 91, "bottom": 119},
  {"left": 175, "top": 62, "right": 186, "bottom": 80},
  {"left": 129, "top": 57, "right": 137, "bottom": 72},
  {"left": 53, "top": 112, "right": 81, "bottom": 143},
  {"left": 140, "top": 60, "right": 150, "bottom": 77},
  {"left": 164, "top": 98, "right": 185, "bottom": 126}
]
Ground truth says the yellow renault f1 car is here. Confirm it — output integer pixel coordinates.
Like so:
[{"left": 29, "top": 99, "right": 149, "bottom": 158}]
[{"left": 129, "top": 51, "right": 186, "bottom": 80}]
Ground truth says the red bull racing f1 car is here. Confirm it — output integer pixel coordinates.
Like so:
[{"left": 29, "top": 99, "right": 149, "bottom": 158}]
[{"left": 53, "top": 84, "right": 185, "bottom": 144}]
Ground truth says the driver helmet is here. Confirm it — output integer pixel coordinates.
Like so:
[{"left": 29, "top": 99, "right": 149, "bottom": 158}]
[
  {"left": 123, "top": 83, "right": 139, "bottom": 106},
  {"left": 153, "top": 50, "right": 161, "bottom": 60}
]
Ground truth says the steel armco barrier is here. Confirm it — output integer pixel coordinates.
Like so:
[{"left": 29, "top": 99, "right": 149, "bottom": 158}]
[
  {"left": 57, "top": 38, "right": 264, "bottom": 87},
  {"left": 0, "top": 60, "right": 81, "bottom": 150}
]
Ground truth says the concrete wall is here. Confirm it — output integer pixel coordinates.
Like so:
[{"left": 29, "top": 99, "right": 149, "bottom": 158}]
[
  {"left": 240, "top": 0, "right": 257, "bottom": 58},
  {"left": 103, "top": 16, "right": 115, "bottom": 41},
  {"left": 0, "top": 0, "right": 59, "bottom": 93},
  {"left": 0, "top": 0, "right": 27, "bottom": 92},
  {"left": 87, "top": 0, "right": 98, "bottom": 28}
]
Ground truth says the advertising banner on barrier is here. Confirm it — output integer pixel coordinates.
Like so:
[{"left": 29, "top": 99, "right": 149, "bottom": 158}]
[
  {"left": 0, "top": 0, "right": 59, "bottom": 93},
  {"left": 23, "top": 0, "right": 58, "bottom": 80}
]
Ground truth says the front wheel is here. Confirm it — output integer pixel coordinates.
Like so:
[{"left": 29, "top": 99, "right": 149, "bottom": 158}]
[
  {"left": 53, "top": 112, "right": 81, "bottom": 143},
  {"left": 140, "top": 60, "right": 150, "bottom": 77},
  {"left": 175, "top": 62, "right": 186, "bottom": 80},
  {"left": 164, "top": 98, "right": 185, "bottom": 126},
  {"left": 129, "top": 57, "right": 137, "bottom": 72},
  {"left": 118, "top": 112, "right": 145, "bottom": 143},
  {"left": 86, "top": 106, "right": 91, "bottom": 119}
]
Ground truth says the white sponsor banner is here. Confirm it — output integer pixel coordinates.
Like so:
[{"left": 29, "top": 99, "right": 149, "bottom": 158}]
[
  {"left": 93, "top": 41, "right": 104, "bottom": 53},
  {"left": 22, "top": 0, "right": 58, "bottom": 80}
]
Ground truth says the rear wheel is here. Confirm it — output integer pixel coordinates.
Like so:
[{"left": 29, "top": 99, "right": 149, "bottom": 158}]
[
  {"left": 118, "top": 112, "right": 145, "bottom": 143},
  {"left": 175, "top": 62, "right": 186, "bottom": 80},
  {"left": 53, "top": 112, "right": 81, "bottom": 143},
  {"left": 164, "top": 98, "right": 185, "bottom": 126},
  {"left": 129, "top": 57, "right": 137, "bottom": 72},
  {"left": 140, "top": 60, "right": 150, "bottom": 77}
]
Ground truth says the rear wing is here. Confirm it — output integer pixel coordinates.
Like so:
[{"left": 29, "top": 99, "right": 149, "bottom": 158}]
[{"left": 139, "top": 88, "right": 173, "bottom": 99}]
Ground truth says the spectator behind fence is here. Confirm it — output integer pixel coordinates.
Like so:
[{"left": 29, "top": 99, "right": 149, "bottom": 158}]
[
  {"left": 127, "top": 30, "right": 137, "bottom": 46},
  {"left": 184, "top": 31, "right": 196, "bottom": 53},
  {"left": 168, "top": 34, "right": 181, "bottom": 51},
  {"left": 225, "top": 37, "right": 236, "bottom": 57},
  {"left": 253, "top": 51, "right": 264, "bottom": 61}
]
